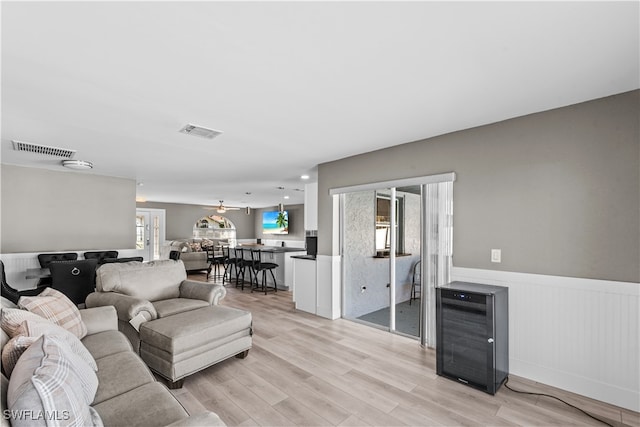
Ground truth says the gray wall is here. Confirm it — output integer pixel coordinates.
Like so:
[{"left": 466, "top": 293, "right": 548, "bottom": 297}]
[
  {"left": 318, "top": 90, "right": 639, "bottom": 283},
  {"left": 1, "top": 165, "right": 136, "bottom": 252},
  {"left": 136, "top": 201, "right": 255, "bottom": 240},
  {"left": 136, "top": 201, "right": 305, "bottom": 243}
]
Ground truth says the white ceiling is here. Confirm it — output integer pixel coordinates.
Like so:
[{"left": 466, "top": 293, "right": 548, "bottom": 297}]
[{"left": 2, "top": 1, "right": 638, "bottom": 208}]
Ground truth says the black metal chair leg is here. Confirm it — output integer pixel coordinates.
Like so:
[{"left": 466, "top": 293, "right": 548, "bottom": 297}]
[{"left": 269, "top": 269, "right": 277, "bottom": 292}]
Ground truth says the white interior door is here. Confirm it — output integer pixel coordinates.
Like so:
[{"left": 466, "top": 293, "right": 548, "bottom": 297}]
[{"left": 135, "top": 208, "right": 165, "bottom": 261}]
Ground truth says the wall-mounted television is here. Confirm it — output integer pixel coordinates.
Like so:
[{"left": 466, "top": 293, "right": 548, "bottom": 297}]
[{"left": 263, "top": 210, "right": 289, "bottom": 235}]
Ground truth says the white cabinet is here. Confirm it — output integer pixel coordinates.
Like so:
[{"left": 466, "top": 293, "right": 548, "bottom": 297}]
[
  {"left": 293, "top": 258, "right": 317, "bottom": 314},
  {"left": 258, "top": 250, "right": 305, "bottom": 290},
  {"left": 304, "top": 182, "right": 318, "bottom": 230},
  {"left": 284, "top": 252, "right": 305, "bottom": 288}
]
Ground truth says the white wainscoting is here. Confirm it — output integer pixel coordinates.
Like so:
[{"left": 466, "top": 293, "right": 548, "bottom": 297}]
[
  {"left": 451, "top": 267, "right": 639, "bottom": 412},
  {"left": 316, "top": 255, "right": 341, "bottom": 320}
]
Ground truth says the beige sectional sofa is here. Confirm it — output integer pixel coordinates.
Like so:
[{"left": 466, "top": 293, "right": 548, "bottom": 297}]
[
  {"left": 1, "top": 298, "right": 224, "bottom": 427},
  {"left": 168, "top": 238, "right": 226, "bottom": 273}
]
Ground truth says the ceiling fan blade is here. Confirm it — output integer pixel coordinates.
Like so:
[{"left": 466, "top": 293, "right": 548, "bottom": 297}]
[{"left": 202, "top": 201, "right": 243, "bottom": 212}]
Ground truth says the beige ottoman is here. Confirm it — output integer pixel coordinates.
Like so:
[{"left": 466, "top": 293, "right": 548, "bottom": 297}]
[{"left": 139, "top": 305, "right": 252, "bottom": 388}]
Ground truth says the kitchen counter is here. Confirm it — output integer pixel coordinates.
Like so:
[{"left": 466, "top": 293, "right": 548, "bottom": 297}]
[
  {"left": 291, "top": 255, "right": 316, "bottom": 260},
  {"left": 237, "top": 244, "right": 306, "bottom": 253}
]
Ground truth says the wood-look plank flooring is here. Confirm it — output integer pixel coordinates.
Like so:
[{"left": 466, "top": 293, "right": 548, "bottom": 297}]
[{"left": 172, "top": 273, "right": 640, "bottom": 427}]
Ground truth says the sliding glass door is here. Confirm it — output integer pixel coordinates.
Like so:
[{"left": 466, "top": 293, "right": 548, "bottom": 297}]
[
  {"left": 338, "top": 174, "right": 454, "bottom": 346},
  {"left": 342, "top": 187, "right": 422, "bottom": 338}
]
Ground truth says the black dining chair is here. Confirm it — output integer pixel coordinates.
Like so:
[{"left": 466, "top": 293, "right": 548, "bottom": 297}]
[
  {"left": 84, "top": 251, "right": 119, "bottom": 265},
  {"left": 410, "top": 260, "right": 421, "bottom": 305},
  {"left": 1, "top": 260, "right": 45, "bottom": 305},
  {"left": 36, "top": 253, "right": 78, "bottom": 288},
  {"left": 249, "top": 249, "right": 278, "bottom": 294},
  {"left": 48, "top": 259, "right": 98, "bottom": 306},
  {"left": 100, "top": 256, "right": 144, "bottom": 264}
]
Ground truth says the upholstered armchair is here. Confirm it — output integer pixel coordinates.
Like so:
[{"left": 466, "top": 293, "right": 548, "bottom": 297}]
[
  {"left": 85, "top": 259, "right": 250, "bottom": 389},
  {"left": 85, "top": 259, "right": 226, "bottom": 352}
]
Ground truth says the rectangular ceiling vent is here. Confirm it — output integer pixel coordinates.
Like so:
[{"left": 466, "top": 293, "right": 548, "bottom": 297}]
[
  {"left": 12, "top": 140, "right": 76, "bottom": 158},
  {"left": 178, "top": 124, "right": 223, "bottom": 139}
]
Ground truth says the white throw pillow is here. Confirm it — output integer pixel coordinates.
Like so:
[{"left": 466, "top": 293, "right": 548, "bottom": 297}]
[{"left": 7, "top": 335, "right": 100, "bottom": 427}]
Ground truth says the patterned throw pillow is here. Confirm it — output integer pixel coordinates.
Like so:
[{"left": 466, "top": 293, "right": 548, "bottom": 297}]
[
  {"left": 18, "top": 288, "right": 87, "bottom": 339},
  {"left": 0, "top": 316, "right": 98, "bottom": 377},
  {"left": 0, "top": 308, "right": 49, "bottom": 337},
  {"left": 7, "top": 335, "right": 100, "bottom": 427},
  {"left": 1, "top": 335, "right": 37, "bottom": 376}
]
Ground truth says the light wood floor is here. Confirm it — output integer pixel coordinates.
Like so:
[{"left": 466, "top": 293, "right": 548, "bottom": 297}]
[{"left": 172, "top": 273, "right": 640, "bottom": 427}]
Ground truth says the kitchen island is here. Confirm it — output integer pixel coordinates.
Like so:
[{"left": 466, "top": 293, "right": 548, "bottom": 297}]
[{"left": 232, "top": 245, "right": 307, "bottom": 290}]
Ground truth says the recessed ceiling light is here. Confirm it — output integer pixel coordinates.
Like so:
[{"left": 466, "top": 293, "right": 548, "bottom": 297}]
[
  {"left": 301, "top": 175, "right": 309, "bottom": 180},
  {"left": 284, "top": 195, "right": 290, "bottom": 199},
  {"left": 61, "top": 160, "right": 93, "bottom": 170}
]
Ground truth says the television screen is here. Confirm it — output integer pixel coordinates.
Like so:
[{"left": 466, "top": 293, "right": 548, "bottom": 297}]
[{"left": 263, "top": 210, "right": 289, "bottom": 235}]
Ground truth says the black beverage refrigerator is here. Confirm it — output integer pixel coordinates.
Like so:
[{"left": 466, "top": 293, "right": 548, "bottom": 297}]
[{"left": 436, "top": 282, "right": 509, "bottom": 394}]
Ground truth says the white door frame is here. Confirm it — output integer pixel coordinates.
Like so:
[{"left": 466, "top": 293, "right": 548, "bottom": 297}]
[{"left": 135, "top": 208, "right": 166, "bottom": 261}]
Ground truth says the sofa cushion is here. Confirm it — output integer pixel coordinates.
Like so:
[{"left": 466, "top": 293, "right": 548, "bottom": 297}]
[
  {"left": 17, "top": 288, "right": 87, "bottom": 339},
  {"left": 92, "top": 351, "right": 155, "bottom": 405},
  {"left": 93, "top": 382, "right": 188, "bottom": 427},
  {"left": 7, "top": 335, "right": 100, "bottom": 427},
  {"left": 96, "top": 260, "right": 186, "bottom": 302},
  {"left": 81, "top": 330, "right": 132, "bottom": 360},
  {"left": 152, "top": 298, "right": 209, "bottom": 318},
  {"left": 1, "top": 373, "right": 9, "bottom": 427}
]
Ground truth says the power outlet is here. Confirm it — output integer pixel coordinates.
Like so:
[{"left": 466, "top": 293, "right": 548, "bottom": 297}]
[{"left": 491, "top": 249, "right": 502, "bottom": 263}]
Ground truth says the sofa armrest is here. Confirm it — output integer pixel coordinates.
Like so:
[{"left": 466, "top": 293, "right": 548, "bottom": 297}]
[
  {"left": 85, "top": 292, "right": 158, "bottom": 322},
  {"left": 165, "top": 412, "right": 226, "bottom": 427},
  {"left": 79, "top": 306, "right": 118, "bottom": 335},
  {"left": 179, "top": 280, "right": 226, "bottom": 305}
]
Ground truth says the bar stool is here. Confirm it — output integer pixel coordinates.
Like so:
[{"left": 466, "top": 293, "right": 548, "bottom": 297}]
[
  {"left": 222, "top": 246, "right": 238, "bottom": 284},
  {"left": 235, "top": 247, "right": 255, "bottom": 290},
  {"left": 205, "top": 246, "right": 224, "bottom": 281},
  {"left": 249, "top": 249, "right": 278, "bottom": 294}
]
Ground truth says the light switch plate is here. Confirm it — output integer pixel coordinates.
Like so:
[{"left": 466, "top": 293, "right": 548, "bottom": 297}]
[{"left": 491, "top": 249, "right": 502, "bottom": 263}]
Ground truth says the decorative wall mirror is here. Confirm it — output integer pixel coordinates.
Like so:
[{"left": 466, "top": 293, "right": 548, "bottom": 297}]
[{"left": 193, "top": 215, "right": 237, "bottom": 241}]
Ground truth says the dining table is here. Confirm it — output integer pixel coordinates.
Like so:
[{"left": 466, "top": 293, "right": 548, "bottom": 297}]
[{"left": 25, "top": 267, "right": 51, "bottom": 279}]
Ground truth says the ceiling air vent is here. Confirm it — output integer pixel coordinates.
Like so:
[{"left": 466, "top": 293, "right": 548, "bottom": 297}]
[
  {"left": 178, "top": 124, "right": 223, "bottom": 139},
  {"left": 12, "top": 140, "right": 76, "bottom": 158}
]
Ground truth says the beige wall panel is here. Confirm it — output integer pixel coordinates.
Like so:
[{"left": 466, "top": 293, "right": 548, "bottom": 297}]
[{"left": 1, "top": 165, "right": 136, "bottom": 253}]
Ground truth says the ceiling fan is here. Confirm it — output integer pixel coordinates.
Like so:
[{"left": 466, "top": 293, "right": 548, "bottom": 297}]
[{"left": 205, "top": 200, "right": 241, "bottom": 214}]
